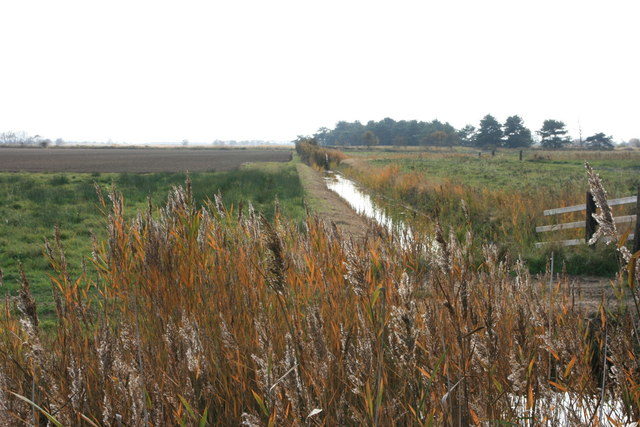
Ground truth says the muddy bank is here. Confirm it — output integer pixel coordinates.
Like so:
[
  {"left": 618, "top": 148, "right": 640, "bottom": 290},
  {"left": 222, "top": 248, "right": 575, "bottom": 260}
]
[{"left": 296, "top": 163, "right": 369, "bottom": 238}]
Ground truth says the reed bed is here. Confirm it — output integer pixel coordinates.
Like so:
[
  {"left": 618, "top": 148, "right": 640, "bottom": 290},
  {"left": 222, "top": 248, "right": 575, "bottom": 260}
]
[
  {"left": 0, "top": 171, "right": 638, "bottom": 425},
  {"left": 296, "top": 141, "right": 346, "bottom": 170}
]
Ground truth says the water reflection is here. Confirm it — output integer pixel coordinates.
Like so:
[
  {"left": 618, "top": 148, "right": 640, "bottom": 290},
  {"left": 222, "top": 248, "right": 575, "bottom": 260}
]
[{"left": 324, "top": 172, "right": 411, "bottom": 243}]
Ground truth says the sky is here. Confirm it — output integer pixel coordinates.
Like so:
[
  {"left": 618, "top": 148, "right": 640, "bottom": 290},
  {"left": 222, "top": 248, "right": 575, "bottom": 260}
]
[{"left": 1, "top": 0, "right": 639, "bottom": 143}]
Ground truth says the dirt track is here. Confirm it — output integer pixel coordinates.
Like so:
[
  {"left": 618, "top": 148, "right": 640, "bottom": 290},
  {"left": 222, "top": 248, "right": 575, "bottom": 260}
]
[
  {"left": 296, "top": 163, "right": 369, "bottom": 238},
  {"left": 0, "top": 148, "right": 292, "bottom": 172}
]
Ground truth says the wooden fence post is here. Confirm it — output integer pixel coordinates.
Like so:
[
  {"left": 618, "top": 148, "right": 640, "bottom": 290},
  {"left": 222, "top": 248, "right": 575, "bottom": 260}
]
[
  {"left": 634, "top": 186, "right": 640, "bottom": 254},
  {"left": 519, "top": 150, "right": 523, "bottom": 161},
  {"left": 585, "top": 191, "right": 598, "bottom": 245}
]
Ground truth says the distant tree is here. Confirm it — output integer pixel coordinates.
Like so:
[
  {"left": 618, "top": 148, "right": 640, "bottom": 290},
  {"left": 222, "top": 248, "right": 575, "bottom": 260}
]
[
  {"left": 314, "top": 127, "right": 331, "bottom": 146},
  {"left": 182, "top": 139, "right": 189, "bottom": 146},
  {"left": 368, "top": 118, "right": 394, "bottom": 145},
  {"left": 39, "top": 139, "right": 51, "bottom": 148},
  {"left": 393, "top": 135, "right": 407, "bottom": 146},
  {"left": 445, "top": 131, "right": 460, "bottom": 149},
  {"left": 295, "top": 135, "right": 318, "bottom": 146},
  {"left": 457, "top": 125, "right": 476, "bottom": 146},
  {"left": 474, "top": 115, "right": 503, "bottom": 148},
  {"left": 362, "top": 130, "right": 379, "bottom": 147},
  {"left": 0, "top": 131, "right": 17, "bottom": 144},
  {"left": 538, "top": 120, "right": 571, "bottom": 149},
  {"left": 585, "top": 132, "right": 614, "bottom": 150},
  {"left": 502, "top": 115, "right": 532, "bottom": 148},
  {"left": 629, "top": 138, "right": 640, "bottom": 148},
  {"left": 320, "top": 118, "right": 456, "bottom": 147},
  {"left": 55, "top": 138, "right": 64, "bottom": 146},
  {"left": 427, "top": 130, "right": 448, "bottom": 146}
]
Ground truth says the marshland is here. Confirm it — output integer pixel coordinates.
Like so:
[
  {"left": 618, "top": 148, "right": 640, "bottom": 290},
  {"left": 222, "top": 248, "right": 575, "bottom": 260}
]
[
  {"left": 0, "top": 141, "right": 638, "bottom": 425},
  {"left": 2, "top": 1, "right": 639, "bottom": 424}
]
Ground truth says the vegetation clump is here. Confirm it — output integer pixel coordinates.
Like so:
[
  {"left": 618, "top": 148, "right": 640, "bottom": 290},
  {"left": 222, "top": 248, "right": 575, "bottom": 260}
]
[{"left": 295, "top": 137, "right": 345, "bottom": 169}]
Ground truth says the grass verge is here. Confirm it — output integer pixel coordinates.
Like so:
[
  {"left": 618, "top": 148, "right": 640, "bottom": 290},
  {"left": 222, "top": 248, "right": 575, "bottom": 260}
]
[{"left": 0, "top": 162, "right": 305, "bottom": 323}]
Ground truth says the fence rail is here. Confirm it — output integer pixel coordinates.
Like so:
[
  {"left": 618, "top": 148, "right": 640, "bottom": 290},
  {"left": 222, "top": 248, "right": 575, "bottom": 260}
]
[
  {"left": 535, "top": 233, "right": 635, "bottom": 248},
  {"left": 536, "top": 189, "right": 640, "bottom": 250},
  {"left": 536, "top": 215, "right": 637, "bottom": 233},
  {"left": 543, "top": 196, "right": 637, "bottom": 216}
]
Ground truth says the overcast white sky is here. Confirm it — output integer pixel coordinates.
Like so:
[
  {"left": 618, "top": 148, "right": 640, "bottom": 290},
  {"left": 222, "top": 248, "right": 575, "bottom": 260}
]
[{"left": 1, "top": 0, "right": 638, "bottom": 143}]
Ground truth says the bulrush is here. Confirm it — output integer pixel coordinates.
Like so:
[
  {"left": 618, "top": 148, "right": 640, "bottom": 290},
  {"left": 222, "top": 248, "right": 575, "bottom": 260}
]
[{"left": 0, "top": 174, "right": 638, "bottom": 425}]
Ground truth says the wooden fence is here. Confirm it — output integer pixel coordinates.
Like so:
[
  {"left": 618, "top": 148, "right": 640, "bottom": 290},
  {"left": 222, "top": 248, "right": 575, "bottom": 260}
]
[{"left": 536, "top": 187, "right": 640, "bottom": 251}]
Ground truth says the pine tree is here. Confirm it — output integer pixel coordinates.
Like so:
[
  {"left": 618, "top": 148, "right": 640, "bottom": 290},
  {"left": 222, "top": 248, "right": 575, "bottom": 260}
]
[
  {"left": 474, "top": 115, "right": 503, "bottom": 148},
  {"left": 585, "top": 132, "right": 614, "bottom": 150},
  {"left": 538, "top": 120, "right": 570, "bottom": 149},
  {"left": 502, "top": 115, "right": 533, "bottom": 148}
]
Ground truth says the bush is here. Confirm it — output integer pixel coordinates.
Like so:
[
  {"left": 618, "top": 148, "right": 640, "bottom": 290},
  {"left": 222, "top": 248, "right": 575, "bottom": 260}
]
[
  {"left": 295, "top": 140, "right": 345, "bottom": 169},
  {"left": 49, "top": 175, "right": 70, "bottom": 186}
]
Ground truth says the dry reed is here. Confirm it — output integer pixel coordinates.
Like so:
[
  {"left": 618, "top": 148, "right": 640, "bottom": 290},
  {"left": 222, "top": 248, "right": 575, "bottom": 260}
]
[{"left": 0, "top": 176, "right": 638, "bottom": 425}]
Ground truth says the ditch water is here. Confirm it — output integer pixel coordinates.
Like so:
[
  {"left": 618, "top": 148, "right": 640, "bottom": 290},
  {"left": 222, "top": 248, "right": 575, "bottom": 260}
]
[{"left": 323, "top": 172, "right": 413, "bottom": 243}]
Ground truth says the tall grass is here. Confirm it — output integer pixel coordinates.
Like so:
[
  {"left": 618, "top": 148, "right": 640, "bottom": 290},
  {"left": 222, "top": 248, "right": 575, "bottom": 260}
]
[
  {"left": 0, "top": 177, "right": 638, "bottom": 424},
  {"left": 295, "top": 141, "right": 346, "bottom": 170}
]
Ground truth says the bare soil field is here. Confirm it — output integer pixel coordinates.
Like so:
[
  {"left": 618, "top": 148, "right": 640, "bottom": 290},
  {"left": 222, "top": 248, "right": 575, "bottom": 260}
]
[{"left": 0, "top": 147, "right": 292, "bottom": 172}]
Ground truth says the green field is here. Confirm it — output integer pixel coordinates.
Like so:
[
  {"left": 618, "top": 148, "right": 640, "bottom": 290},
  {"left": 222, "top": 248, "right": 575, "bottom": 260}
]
[
  {"left": 368, "top": 150, "right": 640, "bottom": 194},
  {"left": 338, "top": 148, "right": 640, "bottom": 276},
  {"left": 0, "top": 162, "right": 305, "bottom": 324}
]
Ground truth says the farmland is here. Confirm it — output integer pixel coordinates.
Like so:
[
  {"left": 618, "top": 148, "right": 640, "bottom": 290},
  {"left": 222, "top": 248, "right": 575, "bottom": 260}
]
[{"left": 0, "top": 147, "right": 291, "bottom": 172}]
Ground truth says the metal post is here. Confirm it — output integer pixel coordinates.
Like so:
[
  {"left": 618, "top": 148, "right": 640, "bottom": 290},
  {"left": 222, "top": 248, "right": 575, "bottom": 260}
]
[{"left": 585, "top": 191, "right": 598, "bottom": 245}]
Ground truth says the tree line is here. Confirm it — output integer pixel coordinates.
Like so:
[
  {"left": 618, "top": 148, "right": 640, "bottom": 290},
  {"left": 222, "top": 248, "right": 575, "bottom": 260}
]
[
  {"left": 0, "top": 131, "right": 63, "bottom": 147},
  {"left": 312, "top": 116, "right": 618, "bottom": 150}
]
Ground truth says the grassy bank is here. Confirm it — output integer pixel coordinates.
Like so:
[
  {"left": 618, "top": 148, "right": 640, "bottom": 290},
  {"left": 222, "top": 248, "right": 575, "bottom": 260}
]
[
  {"left": 0, "top": 162, "right": 305, "bottom": 323},
  {"left": 338, "top": 148, "right": 639, "bottom": 275}
]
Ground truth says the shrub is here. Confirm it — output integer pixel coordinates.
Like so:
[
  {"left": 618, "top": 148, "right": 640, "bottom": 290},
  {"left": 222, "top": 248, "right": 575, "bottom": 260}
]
[
  {"left": 49, "top": 175, "right": 70, "bottom": 186},
  {"left": 295, "top": 140, "right": 345, "bottom": 169}
]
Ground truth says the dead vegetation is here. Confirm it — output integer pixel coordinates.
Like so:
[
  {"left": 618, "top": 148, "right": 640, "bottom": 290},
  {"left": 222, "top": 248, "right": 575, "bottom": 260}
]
[{"left": 0, "top": 169, "right": 638, "bottom": 425}]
